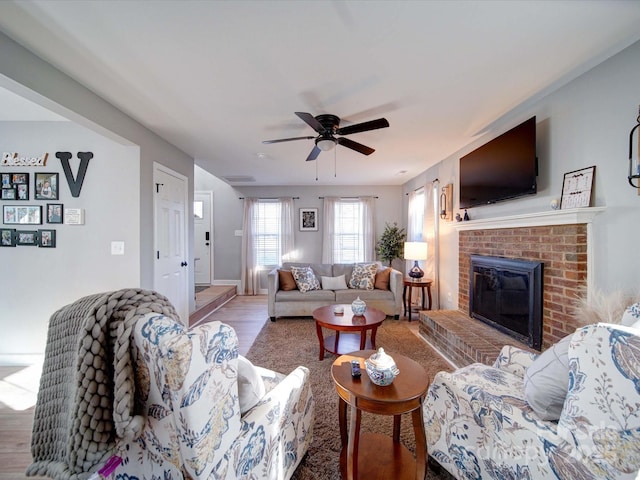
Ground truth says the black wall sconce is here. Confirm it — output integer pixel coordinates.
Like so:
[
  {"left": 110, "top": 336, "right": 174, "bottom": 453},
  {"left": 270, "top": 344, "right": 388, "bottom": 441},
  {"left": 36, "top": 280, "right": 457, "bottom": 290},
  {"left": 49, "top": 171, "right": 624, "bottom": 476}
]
[
  {"left": 628, "top": 105, "right": 640, "bottom": 188},
  {"left": 440, "top": 183, "right": 453, "bottom": 221}
]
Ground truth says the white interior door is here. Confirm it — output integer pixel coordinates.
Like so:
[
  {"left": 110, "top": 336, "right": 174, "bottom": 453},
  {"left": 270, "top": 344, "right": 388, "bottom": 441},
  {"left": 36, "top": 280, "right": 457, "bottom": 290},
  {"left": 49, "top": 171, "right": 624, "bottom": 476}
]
[
  {"left": 194, "top": 191, "right": 213, "bottom": 285},
  {"left": 153, "top": 163, "right": 189, "bottom": 323}
]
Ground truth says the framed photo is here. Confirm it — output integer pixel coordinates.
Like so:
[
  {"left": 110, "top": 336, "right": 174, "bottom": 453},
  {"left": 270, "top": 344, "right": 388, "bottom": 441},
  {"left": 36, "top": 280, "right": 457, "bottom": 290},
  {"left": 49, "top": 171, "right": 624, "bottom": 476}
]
[
  {"left": 561, "top": 166, "right": 596, "bottom": 209},
  {"left": 38, "top": 229, "right": 56, "bottom": 248},
  {"left": 34, "top": 172, "right": 59, "bottom": 200},
  {"left": 46, "top": 203, "right": 64, "bottom": 224},
  {"left": 16, "top": 183, "right": 29, "bottom": 200},
  {"left": 3, "top": 205, "right": 42, "bottom": 225},
  {"left": 0, "top": 228, "right": 15, "bottom": 247},
  {"left": 11, "top": 173, "right": 28, "bottom": 185},
  {"left": 15, "top": 230, "right": 38, "bottom": 246},
  {"left": 300, "top": 208, "right": 318, "bottom": 231},
  {"left": 1, "top": 173, "right": 11, "bottom": 188},
  {"left": 1, "top": 188, "right": 16, "bottom": 200}
]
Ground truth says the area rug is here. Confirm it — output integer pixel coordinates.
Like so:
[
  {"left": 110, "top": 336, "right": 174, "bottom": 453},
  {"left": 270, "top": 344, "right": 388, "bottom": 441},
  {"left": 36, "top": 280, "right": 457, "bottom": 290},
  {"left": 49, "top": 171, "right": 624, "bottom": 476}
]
[{"left": 245, "top": 318, "right": 454, "bottom": 480}]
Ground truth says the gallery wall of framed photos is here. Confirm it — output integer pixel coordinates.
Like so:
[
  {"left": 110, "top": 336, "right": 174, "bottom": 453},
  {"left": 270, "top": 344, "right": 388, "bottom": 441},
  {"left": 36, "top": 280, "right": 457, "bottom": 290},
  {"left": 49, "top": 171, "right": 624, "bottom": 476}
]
[{"left": 1, "top": 152, "right": 91, "bottom": 248}]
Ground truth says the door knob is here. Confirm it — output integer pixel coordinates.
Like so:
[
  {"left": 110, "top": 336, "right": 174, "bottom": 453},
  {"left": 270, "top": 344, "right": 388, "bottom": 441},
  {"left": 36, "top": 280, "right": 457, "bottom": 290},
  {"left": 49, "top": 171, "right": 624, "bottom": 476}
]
[{"left": 181, "top": 261, "right": 188, "bottom": 267}]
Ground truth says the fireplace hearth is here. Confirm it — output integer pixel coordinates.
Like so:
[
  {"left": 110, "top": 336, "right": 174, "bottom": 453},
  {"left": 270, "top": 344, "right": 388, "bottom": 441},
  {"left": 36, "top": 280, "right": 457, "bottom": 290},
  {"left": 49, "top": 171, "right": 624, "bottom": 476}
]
[{"left": 469, "top": 255, "right": 543, "bottom": 350}]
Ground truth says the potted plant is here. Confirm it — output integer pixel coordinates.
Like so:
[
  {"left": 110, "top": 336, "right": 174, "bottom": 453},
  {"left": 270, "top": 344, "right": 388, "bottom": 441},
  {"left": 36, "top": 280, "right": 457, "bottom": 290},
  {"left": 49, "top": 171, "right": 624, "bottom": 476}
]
[{"left": 377, "top": 222, "right": 406, "bottom": 266}]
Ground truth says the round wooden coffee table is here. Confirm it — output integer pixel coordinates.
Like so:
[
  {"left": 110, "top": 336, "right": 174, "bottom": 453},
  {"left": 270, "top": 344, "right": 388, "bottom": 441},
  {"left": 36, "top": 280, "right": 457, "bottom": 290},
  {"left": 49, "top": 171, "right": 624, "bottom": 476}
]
[
  {"left": 313, "top": 305, "right": 386, "bottom": 361},
  {"left": 331, "top": 350, "right": 430, "bottom": 480}
]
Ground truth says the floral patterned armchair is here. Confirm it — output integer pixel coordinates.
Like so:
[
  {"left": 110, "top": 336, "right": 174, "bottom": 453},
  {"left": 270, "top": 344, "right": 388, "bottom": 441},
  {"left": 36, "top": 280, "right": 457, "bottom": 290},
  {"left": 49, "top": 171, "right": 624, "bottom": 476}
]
[
  {"left": 116, "top": 313, "right": 314, "bottom": 479},
  {"left": 424, "top": 322, "right": 640, "bottom": 480}
]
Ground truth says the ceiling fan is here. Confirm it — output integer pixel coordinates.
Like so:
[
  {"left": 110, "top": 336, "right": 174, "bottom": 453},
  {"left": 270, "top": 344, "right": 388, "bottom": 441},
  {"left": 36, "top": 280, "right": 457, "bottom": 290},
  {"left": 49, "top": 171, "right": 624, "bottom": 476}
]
[{"left": 263, "top": 112, "right": 389, "bottom": 161}]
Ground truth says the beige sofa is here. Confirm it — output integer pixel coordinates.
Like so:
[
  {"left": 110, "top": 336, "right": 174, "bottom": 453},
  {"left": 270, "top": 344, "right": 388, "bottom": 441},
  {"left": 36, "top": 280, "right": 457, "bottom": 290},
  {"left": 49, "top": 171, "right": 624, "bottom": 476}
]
[{"left": 268, "top": 262, "right": 403, "bottom": 321}]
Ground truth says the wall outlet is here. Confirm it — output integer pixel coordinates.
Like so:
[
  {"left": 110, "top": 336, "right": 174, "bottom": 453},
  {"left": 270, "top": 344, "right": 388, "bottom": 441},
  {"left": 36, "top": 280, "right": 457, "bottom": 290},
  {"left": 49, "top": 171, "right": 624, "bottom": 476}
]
[{"left": 111, "top": 241, "right": 125, "bottom": 255}]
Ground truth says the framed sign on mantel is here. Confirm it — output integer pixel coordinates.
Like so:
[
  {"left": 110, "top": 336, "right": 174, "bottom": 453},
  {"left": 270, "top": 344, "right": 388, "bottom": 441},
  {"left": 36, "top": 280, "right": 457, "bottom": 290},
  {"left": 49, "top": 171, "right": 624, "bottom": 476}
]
[{"left": 560, "top": 166, "right": 596, "bottom": 209}]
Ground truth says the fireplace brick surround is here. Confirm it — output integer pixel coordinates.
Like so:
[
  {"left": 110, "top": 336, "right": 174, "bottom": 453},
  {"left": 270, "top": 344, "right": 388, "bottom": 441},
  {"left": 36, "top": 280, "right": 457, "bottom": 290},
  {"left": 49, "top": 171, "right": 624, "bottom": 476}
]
[
  {"left": 419, "top": 208, "right": 603, "bottom": 366},
  {"left": 459, "top": 224, "right": 587, "bottom": 349}
]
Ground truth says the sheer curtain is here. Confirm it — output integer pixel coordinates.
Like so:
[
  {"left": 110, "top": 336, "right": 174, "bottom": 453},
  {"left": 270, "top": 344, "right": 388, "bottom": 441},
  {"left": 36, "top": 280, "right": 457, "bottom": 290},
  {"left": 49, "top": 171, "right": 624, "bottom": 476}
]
[
  {"left": 241, "top": 197, "right": 259, "bottom": 295},
  {"left": 407, "top": 183, "right": 440, "bottom": 308},
  {"left": 321, "top": 197, "right": 338, "bottom": 264},
  {"left": 279, "top": 197, "right": 295, "bottom": 262},
  {"left": 361, "top": 196, "right": 376, "bottom": 262}
]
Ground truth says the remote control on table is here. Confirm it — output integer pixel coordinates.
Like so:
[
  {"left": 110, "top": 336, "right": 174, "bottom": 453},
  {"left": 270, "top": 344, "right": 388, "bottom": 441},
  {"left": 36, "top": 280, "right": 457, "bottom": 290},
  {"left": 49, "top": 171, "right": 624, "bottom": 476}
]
[{"left": 351, "top": 359, "right": 361, "bottom": 378}]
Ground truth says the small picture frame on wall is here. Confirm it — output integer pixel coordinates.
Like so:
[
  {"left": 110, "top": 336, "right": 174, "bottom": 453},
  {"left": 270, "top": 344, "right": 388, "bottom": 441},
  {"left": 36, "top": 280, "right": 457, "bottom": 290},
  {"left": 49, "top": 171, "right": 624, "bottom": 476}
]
[
  {"left": 38, "top": 229, "right": 56, "bottom": 248},
  {"left": 34, "top": 172, "right": 59, "bottom": 200},
  {"left": 1, "top": 188, "right": 16, "bottom": 200},
  {"left": 0, "top": 228, "right": 15, "bottom": 247},
  {"left": 299, "top": 208, "right": 318, "bottom": 231},
  {"left": 560, "top": 166, "right": 596, "bottom": 209},
  {"left": 3, "top": 205, "right": 42, "bottom": 225},
  {"left": 46, "top": 203, "right": 64, "bottom": 224},
  {"left": 15, "top": 230, "right": 38, "bottom": 246}
]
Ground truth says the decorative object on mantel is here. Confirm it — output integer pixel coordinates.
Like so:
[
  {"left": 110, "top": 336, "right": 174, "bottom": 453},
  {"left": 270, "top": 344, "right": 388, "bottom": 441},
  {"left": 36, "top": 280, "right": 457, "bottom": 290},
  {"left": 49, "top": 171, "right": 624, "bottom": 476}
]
[
  {"left": 455, "top": 212, "right": 462, "bottom": 222},
  {"left": 463, "top": 209, "right": 470, "bottom": 221},
  {"left": 351, "top": 297, "right": 367, "bottom": 316},
  {"left": 439, "top": 183, "right": 453, "bottom": 220},
  {"left": 550, "top": 198, "right": 560, "bottom": 210},
  {"left": 404, "top": 241, "right": 428, "bottom": 279},
  {"left": 628, "top": 105, "right": 640, "bottom": 190},
  {"left": 561, "top": 166, "right": 595, "bottom": 209}
]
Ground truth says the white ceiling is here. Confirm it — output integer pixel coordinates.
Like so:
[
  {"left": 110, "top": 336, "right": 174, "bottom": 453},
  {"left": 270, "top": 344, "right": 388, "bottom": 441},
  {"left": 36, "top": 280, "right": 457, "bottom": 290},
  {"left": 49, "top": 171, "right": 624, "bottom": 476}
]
[{"left": 1, "top": 1, "right": 639, "bottom": 186}]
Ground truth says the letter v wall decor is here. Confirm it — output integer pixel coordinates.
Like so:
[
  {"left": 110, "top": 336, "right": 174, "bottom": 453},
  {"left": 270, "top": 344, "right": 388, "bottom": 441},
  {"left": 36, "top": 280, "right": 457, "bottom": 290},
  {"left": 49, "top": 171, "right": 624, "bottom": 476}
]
[{"left": 56, "top": 151, "right": 93, "bottom": 197}]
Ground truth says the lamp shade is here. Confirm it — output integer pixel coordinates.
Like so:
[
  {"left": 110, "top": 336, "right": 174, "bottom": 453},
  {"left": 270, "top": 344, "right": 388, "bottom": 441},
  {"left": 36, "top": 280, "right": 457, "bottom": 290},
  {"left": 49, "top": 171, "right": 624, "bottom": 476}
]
[{"left": 404, "top": 242, "right": 428, "bottom": 260}]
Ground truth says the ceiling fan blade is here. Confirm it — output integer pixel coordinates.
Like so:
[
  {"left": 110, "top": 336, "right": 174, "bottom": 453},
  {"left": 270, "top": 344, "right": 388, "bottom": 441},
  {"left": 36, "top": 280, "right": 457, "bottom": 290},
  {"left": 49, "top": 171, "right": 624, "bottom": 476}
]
[
  {"left": 337, "top": 137, "right": 375, "bottom": 155},
  {"left": 262, "top": 136, "right": 315, "bottom": 144},
  {"left": 336, "top": 117, "right": 389, "bottom": 136},
  {"left": 295, "top": 112, "right": 325, "bottom": 133},
  {"left": 306, "top": 145, "right": 321, "bottom": 161}
]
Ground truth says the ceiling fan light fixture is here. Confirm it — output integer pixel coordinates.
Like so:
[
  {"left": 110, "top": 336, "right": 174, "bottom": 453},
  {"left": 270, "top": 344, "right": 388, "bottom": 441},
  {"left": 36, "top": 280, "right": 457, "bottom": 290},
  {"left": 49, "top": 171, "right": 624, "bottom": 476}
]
[{"left": 316, "top": 137, "right": 336, "bottom": 151}]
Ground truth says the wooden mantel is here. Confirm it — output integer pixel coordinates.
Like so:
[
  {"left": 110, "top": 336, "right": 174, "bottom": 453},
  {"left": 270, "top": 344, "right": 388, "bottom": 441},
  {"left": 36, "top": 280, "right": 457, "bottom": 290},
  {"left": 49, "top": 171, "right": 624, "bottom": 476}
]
[{"left": 452, "top": 206, "right": 606, "bottom": 231}]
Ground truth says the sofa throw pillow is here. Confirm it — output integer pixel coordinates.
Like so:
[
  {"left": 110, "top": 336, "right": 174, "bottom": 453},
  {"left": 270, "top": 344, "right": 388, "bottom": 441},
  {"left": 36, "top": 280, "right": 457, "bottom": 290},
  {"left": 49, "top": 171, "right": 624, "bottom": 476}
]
[
  {"left": 374, "top": 267, "right": 391, "bottom": 290},
  {"left": 348, "top": 263, "right": 378, "bottom": 290},
  {"left": 321, "top": 275, "right": 348, "bottom": 290},
  {"left": 523, "top": 334, "right": 572, "bottom": 420},
  {"left": 237, "top": 355, "right": 266, "bottom": 415},
  {"left": 278, "top": 269, "right": 297, "bottom": 291},
  {"left": 290, "top": 265, "right": 321, "bottom": 293}
]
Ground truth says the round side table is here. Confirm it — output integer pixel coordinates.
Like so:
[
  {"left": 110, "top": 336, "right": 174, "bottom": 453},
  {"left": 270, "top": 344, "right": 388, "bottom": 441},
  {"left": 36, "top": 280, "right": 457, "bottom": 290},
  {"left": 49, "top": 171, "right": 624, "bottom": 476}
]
[
  {"left": 402, "top": 278, "right": 433, "bottom": 322},
  {"left": 331, "top": 350, "right": 430, "bottom": 480}
]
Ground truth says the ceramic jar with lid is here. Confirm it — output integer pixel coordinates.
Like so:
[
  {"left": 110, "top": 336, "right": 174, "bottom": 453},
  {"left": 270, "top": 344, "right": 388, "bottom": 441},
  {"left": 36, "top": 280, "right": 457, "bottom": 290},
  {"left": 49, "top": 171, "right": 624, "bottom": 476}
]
[
  {"left": 365, "top": 347, "right": 400, "bottom": 386},
  {"left": 351, "top": 297, "right": 367, "bottom": 315}
]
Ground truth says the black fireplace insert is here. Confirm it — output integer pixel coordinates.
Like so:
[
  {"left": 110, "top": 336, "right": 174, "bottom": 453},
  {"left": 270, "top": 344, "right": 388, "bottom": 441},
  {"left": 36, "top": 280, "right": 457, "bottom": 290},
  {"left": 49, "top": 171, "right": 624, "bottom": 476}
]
[{"left": 469, "top": 255, "right": 543, "bottom": 350}]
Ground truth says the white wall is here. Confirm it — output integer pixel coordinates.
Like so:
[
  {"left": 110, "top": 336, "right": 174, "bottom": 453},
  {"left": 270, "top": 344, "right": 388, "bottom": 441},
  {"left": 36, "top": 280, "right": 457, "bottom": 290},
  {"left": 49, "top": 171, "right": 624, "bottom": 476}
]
[
  {"left": 0, "top": 121, "right": 140, "bottom": 362},
  {"left": 0, "top": 32, "right": 197, "bottom": 364},
  {"left": 194, "top": 165, "right": 404, "bottom": 284},
  {"left": 405, "top": 39, "right": 640, "bottom": 310}
]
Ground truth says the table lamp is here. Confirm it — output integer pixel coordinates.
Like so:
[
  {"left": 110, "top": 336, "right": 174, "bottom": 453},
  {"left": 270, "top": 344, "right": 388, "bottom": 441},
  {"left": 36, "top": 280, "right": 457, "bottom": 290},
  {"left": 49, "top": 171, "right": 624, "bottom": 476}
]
[{"left": 404, "top": 241, "right": 428, "bottom": 279}]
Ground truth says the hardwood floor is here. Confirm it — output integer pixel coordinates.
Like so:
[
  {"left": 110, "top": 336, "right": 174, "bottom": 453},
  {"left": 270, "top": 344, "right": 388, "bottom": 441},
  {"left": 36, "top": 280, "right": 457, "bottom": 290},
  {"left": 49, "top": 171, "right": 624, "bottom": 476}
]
[{"left": 0, "top": 294, "right": 270, "bottom": 480}]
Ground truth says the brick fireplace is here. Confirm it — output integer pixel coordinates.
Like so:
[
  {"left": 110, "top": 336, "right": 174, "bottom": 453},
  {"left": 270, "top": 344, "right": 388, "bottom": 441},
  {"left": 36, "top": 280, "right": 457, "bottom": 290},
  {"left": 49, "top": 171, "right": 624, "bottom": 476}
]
[{"left": 419, "top": 208, "right": 604, "bottom": 365}]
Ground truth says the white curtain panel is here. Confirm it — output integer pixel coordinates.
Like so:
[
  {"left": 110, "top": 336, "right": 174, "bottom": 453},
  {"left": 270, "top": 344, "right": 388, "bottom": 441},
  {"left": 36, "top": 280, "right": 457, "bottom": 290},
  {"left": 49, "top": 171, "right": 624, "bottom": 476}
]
[
  {"left": 279, "top": 197, "right": 295, "bottom": 262},
  {"left": 240, "top": 197, "right": 259, "bottom": 295},
  {"left": 361, "top": 196, "right": 376, "bottom": 262},
  {"left": 321, "top": 197, "right": 338, "bottom": 264}
]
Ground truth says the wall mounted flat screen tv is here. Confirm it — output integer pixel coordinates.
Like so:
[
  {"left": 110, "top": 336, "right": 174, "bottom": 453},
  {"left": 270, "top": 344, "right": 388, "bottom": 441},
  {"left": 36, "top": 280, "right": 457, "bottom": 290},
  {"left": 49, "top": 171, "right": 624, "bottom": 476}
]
[{"left": 459, "top": 116, "right": 537, "bottom": 209}]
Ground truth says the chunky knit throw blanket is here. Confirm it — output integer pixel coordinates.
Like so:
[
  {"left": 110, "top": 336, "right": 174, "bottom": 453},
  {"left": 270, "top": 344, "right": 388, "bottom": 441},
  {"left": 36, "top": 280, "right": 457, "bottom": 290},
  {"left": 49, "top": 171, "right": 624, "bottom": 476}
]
[{"left": 27, "top": 288, "right": 178, "bottom": 480}]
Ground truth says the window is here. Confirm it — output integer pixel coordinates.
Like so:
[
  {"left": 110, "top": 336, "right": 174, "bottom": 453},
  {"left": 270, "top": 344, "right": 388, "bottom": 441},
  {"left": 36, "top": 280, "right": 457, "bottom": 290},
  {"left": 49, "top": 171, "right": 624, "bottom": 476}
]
[
  {"left": 333, "top": 200, "right": 363, "bottom": 263},
  {"left": 254, "top": 201, "right": 281, "bottom": 267},
  {"left": 324, "top": 197, "right": 375, "bottom": 264}
]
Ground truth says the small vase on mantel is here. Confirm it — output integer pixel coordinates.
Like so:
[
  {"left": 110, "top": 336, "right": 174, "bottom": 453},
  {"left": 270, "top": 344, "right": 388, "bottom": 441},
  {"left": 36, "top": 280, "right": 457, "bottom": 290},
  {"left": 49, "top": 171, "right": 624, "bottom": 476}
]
[{"left": 351, "top": 297, "right": 367, "bottom": 316}]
